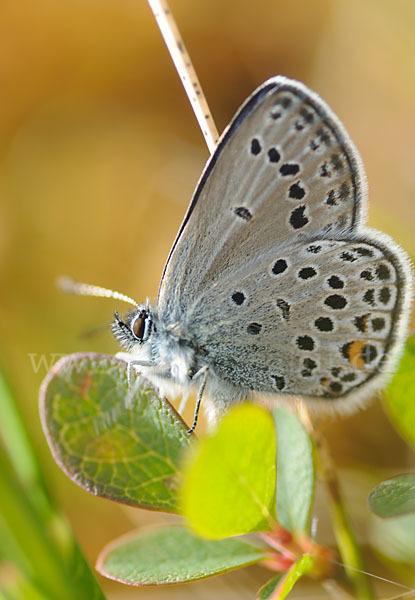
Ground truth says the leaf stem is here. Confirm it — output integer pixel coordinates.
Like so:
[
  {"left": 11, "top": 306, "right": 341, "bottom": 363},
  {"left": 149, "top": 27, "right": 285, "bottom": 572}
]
[
  {"left": 298, "top": 404, "right": 374, "bottom": 600},
  {"left": 147, "top": 0, "right": 219, "bottom": 153}
]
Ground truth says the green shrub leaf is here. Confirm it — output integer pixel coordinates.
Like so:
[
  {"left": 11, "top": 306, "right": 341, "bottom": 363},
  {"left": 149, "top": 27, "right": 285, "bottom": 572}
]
[
  {"left": 257, "top": 555, "right": 314, "bottom": 599},
  {"left": 257, "top": 575, "right": 284, "bottom": 599},
  {"left": 273, "top": 408, "right": 314, "bottom": 534},
  {"left": 96, "top": 525, "right": 268, "bottom": 585},
  {"left": 181, "top": 404, "right": 277, "bottom": 538},
  {"left": 40, "top": 353, "right": 192, "bottom": 512},
  {"left": 368, "top": 474, "right": 415, "bottom": 518},
  {"left": 370, "top": 514, "right": 415, "bottom": 565},
  {"left": 383, "top": 337, "right": 415, "bottom": 446}
]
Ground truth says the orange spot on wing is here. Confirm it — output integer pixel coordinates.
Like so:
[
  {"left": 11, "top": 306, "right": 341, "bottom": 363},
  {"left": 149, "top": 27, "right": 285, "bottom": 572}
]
[{"left": 346, "top": 340, "right": 366, "bottom": 368}]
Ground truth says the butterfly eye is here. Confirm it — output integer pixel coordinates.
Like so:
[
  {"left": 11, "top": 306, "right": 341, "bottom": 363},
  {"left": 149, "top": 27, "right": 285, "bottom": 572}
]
[{"left": 131, "top": 312, "right": 147, "bottom": 341}]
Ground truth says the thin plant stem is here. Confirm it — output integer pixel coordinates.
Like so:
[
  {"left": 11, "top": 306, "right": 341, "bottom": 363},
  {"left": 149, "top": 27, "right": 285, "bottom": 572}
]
[
  {"left": 147, "top": 0, "right": 219, "bottom": 154},
  {"left": 298, "top": 403, "right": 374, "bottom": 600},
  {"left": 384, "top": 593, "right": 415, "bottom": 600}
]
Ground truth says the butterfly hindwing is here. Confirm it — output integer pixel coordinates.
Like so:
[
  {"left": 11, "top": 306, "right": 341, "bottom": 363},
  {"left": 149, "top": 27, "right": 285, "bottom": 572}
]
[{"left": 184, "top": 234, "right": 409, "bottom": 406}]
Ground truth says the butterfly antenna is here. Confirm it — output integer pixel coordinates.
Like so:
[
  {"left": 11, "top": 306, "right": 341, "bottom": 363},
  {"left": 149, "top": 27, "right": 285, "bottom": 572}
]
[{"left": 57, "top": 276, "right": 140, "bottom": 309}]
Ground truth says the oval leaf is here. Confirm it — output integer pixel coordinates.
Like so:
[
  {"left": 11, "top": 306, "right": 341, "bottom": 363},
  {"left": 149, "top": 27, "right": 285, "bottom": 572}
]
[
  {"left": 181, "top": 404, "right": 277, "bottom": 538},
  {"left": 96, "top": 525, "right": 268, "bottom": 585},
  {"left": 370, "top": 513, "right": 415, "bottom": 565},
  {"left": 40, "top": 353, "right": 192, "bottom": 512},
  {"left": 383, "top": 337, "right": 415, "bottom": 447},
  {"left": 273, "top": 408, "right": 314, "bottom": 534},
  {"left": 368, "top": 474, "right": 415, "bottom": 518}
]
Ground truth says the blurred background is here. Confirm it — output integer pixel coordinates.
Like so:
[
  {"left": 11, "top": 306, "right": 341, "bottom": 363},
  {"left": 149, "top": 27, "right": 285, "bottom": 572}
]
[{"left": 0, "top": 0, "right": 414, "bottom": 597}]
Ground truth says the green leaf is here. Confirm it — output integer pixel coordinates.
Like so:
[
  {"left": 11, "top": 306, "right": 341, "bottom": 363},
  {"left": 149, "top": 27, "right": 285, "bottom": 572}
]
[
  {"left": 0, "top": 370, "right": 51, "bottom": 520},
  {"left": 181, "top": 404, "right": 277, "bottom": 538},
  {"left": 258, "top": 555, "right": 314, "bottom": 600},
  {"left": 256, "top": 575, "right": 284, "bottom": 600},
  {"left": 0, "top": 450, "right": 103, "bottom": 600},
  {"left": 96, "top": 525, "right": 268, "bottom": 585},
  {"left": 383, "top": 336, "right": 415, "bottom": 446},
  {"left": 368, "top": 474, "right": 415, "bottom": 518},
  {"left": 273, "top": 408, "right": 314, "bottom": 534},
  {"left": 40, "top": 353, "right": 192, "bottom": 512},
  {"left": 0, "top": 368, "right": 105, "bottom": 600},
  {"left": 370, "top": 514, "right": 415, "bottom": 564}
]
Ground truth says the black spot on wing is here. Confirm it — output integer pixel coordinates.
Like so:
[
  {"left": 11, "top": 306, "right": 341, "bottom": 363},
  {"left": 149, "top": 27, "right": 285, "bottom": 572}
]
[
  {"left": 297, "top": 335, "right": 315, "bottom": 350},
  {"left": 268, "top": 147, "right": 281, "bottom": 163},
  {"left": 379, "top": 287, "right": 391, "bottom": 304},
  {"left": 280, "top": 163, "right": 300, "bottom": 176},
  {"left": 327, "top": 275, "right": 344, "bottom": 289},
  {"left": 353, "top": 246, "right": 374, "bottom": 257},
  {"left": 331, "top": 153, "right": 343, "bottom": 171},
  {"left": 319, "top": 162, "right": 331, "bottom": 178},
  {"left": 325, "top": 190, "right": 336, "bottom": 206},
  {"left": 315, "top": 317, "right": 333, "bottom": 332},
  {"left": 341, "top": 373, "right": 356, "bottom": 382},
  {"left": 288, "top": 182, "right": 305, "bottom": 199},
  {"left": 300, "top": 107, "right": 314, "bottom": 123},
  {"left": 272, "top": 375, "right": 286, "bottom": 390},
  {"left": 251, "top": 138, "right": 261, "bottom": 155},
  {"left": 231, "top": 291, "right": 245, "bottom": 305},
  {"left": 301, "top": 357, "right": 317, "bottom": 378},
  {"left": 376, "top": 264, "right": 391, "bottom": 280},
  {"left": 234, "top": 206, "right": 252, "bottom": 221},
  {"left": 290, "top": 206, "right": 309, "bottom": 229},
  {"left": 304, "top": 358, "right": 317, "bottom": 370},
  {"left": 278, "top": 96, "right": 292, "bottom": 108},
  {"left": 247, "top": 322, "right": 262, "bottom": 335},
  {"left": 298, "top": 267, "right": 317, "bottom": 280},
  {"left": 338, "top": 182, "right": 350, "bottom": 200},
  {"left": 362, "top": 344, "right": 378, "bottom": 363},
  {"left": 272, "top": 259, "right": 288, "bottom": 275},
  {"left": 317, "top": 127, "right": 331, "bottom": 146},
  {"left": 325, "top": 294, "right": 347, "bottom": 310},
  {"left": 340, "top": 251, "right": 357, "bottom": 262},
  {"left": 307, "top": 245, "right": 322, "bottom": 254},
  {"left": 363, "top": 289, "right": 375, "bottom": 306},
  {"left": 353, "top": 314, "right": 370, "bottom": 333},
  {"left": 372, "top": 317, "right": 386, "bottom": 331},
  {"left": 276, "top": 299, "right": 290, "bottom": 321},
  {"left": 360, "top": 270, "right": 374, "bottom": 281}
]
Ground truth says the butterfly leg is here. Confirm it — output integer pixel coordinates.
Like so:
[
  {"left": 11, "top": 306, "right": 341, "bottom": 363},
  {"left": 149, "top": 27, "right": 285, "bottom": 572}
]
[
  {"left": 187, "top": 367, "right": 209, "bottom": 434},
  {"left": 125, "top": 359, "right": 155, "bottom": 386}
]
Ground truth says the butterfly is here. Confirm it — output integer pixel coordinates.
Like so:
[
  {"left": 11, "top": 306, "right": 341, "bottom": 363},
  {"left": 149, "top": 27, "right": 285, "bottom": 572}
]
[{"left": 88, "top": 76, "right": 412, "bottom": 432}]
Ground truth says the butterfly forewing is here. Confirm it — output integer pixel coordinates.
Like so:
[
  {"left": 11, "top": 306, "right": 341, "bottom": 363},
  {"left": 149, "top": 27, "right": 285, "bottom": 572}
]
[{"left": 158, "top": 77, "right": 366, "bottom": 319}]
